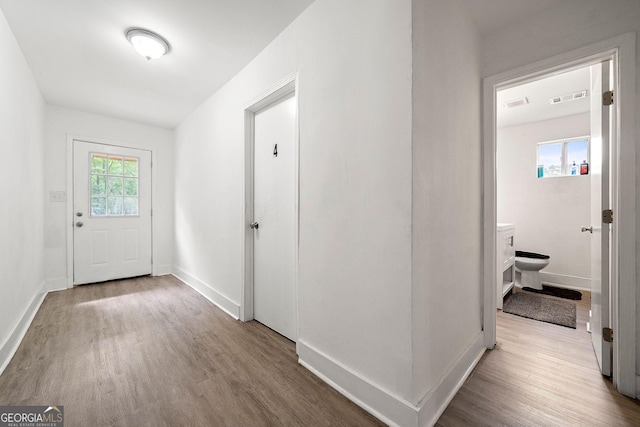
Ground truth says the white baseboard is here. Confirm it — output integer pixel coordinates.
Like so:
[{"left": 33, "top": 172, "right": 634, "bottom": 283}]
[
  {"left": 154, "top": 264, "right": 173, "bottom": 276},
  {"left": 297, "top": 340, "right": 416, "bottom": 426},
  {"left": 44, "top": 277, "right": 68, "bottom": 292},
  {"left": 539, "top": 272, "right": 590, "bottom": 291},
  {"left": 298, "top": 333, "right": 485, "bottom": 427},
  {"left": 171, "top": 267, "right": 240, "bottom": 320},
  {"left": 0, "top": 283, "right": 47, "bottom": 376},
  {"left": 417, "top": 332, "right": 485, "bottom": 426}
]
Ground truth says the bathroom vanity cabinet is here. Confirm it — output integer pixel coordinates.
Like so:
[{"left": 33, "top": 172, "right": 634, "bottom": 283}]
[{"left": 497, "top": 223, "right": 515, "bottom": 310}]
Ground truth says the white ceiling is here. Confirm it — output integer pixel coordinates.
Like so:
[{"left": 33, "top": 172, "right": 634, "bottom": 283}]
[
  {"left": 459, "top": 0, "right": 561, "bottom": 36},
  {"left": 497, "top": 66, "right": 591, "bottom": 128},
  {"left": 1, "top": 1, "right": 576, "bottom": 130},
  {"left": 0, "top": 0, "right": 314, "bottom": 129}
]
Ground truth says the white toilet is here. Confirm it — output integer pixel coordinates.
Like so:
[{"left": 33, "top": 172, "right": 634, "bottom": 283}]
[{"left": 515, "top": 251, "right": 550, "bottom": 290}]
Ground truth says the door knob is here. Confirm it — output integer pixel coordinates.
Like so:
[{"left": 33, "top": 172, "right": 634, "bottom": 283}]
[
  {"left": 581, "top": 226, "right": 593, "bottom": 233},
  {"left": 76, "top": 221, "right": 84, "bottom": 228},
  {"left": 250, "top": 221, "right": 259, "bottom": 229}
]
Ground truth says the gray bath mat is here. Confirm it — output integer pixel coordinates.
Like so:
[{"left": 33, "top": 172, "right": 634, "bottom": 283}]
[{"left": 503, "top": 292, "right": 576, "bottom": 329}]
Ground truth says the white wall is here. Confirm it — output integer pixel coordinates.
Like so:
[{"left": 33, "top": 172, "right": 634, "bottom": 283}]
[
  {"left": 497, "top": 113, "right": 591, "bottom": 289},
  {"left": 479, "top": 0, "right": 640, "bottom": 393},
  {"left": 411, "top": 0, "right": 484, "bottom": 421},
  {"left": 174, "top": 0, "right": 416, "bottom": 423},
  {"left": 0, "top": 8, "right": 45, "bottom": 364},
  {"left": 43, "top": 105, "right": 174, "bottom": 288}
]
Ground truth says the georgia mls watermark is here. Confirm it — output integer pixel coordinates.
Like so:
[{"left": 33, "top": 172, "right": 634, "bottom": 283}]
[{"left": 0, "top": 406, "right": 63, "bottom": 427}]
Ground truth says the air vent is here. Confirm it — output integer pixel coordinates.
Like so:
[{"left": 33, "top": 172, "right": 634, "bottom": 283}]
[
  {"left": 549, "top": 90, "right": 588, "bottom": 105},
  {"left": 503, "top": 97, "right": 529, "bottom": 108}
]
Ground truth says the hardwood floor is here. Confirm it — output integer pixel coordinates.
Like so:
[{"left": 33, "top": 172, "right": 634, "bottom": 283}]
[
  {"left": 437, "top": 288, "right": 640, "bottom": 426},
  {"left": 0, "top": 276, "right": 383, "bottom": 427},
  {"left": 4, "top": 277, "right": 640, "bottom": 426}
]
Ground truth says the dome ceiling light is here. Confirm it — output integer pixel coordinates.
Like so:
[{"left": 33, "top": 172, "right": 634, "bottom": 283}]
[{"left": 125, "top": 28, "right": 170, "bottom": 60}]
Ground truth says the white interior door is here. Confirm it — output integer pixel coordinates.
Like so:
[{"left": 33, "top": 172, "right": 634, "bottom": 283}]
[
  {"left": 73, "top": 140, "right": 152, "bottom": 285},
  {"left": 252, "top": 93, "right": 297, "bottom": 341},
  {"left": 589, "top": 60, "right": 612, "bottom": 376}
]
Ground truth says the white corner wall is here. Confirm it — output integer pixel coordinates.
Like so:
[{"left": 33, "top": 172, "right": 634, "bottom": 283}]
[
  {"left": 480, "top": 0, "right": 639, "bottom": 397},
  {"left": 410, "top": 0, "right": 484, "bottom": 424},
  {"left": 174, "top": 0, "right": 416, "bottom": 424},
  {"left": 497, "top": 113, "right": 591, "bottom": 289},
  {"left": 43, "top": 105, "right": 175, "bottom": 289},
  {"left": 0, "top": 8, "right": 46, "bottom": 373}
]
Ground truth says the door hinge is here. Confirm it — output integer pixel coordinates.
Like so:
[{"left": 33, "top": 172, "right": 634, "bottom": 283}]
[
  {"left": 602, "top": 209, "right": 613, "bottom": 224},
  {"left": 603, "top": 90, "right": 614, "bottom": 106},
  {"left": 603, "top": 327, "right": 613, "bottom": 342}
]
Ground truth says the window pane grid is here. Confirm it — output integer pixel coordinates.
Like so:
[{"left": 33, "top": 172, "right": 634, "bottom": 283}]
[
  {"left": 90, "top": 153, "right": 139, "bottom": 217},
  {"left": 537, "top": 137, "right": 589, "bottom": 178}
]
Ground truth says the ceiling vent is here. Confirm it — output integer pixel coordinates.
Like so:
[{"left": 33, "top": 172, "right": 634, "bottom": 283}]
[
  {"left": 549, "top": 90, "right": 588, "bottom": 105},
  {"left": 503, "top": 97, "right": 529, "bottom": 108}
]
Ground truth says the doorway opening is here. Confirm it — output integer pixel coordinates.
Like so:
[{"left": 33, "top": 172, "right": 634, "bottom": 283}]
[
  {"left": 495, "top": 60, "right": 610, "bottom": 368},
  {"left": 242, "top": 74, "right": 299, "bottom": 344},
  {"left": 482, "top": 33, "right": 636, "bottom": 398}
]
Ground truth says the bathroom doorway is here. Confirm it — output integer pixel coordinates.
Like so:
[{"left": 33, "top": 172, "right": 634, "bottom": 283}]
[
  {"left": 482, "top": 34, "right": 637, "bottom": 397},
  {"left": 494, "top": 61, "right": 609, "bottom": 369}
]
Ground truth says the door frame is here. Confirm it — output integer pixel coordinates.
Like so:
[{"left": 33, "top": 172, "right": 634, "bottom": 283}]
[
  {"left": 482, "top": 33, "right": 636, "bottom": 397},
  {"left": 66, "top": 136, "right": 156, "bottom": 288},
  {"left": 241, "top": 73, "right": 300, "bottom": 334}
]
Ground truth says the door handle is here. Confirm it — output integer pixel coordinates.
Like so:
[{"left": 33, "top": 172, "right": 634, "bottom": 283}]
[
  {"left": 581, "top": 226, "right": 593, "bottom": 233},
  {"left": 250, "top": 221, "right": 259, "bottom": 229},
  {"left": 76, "top": 221, "right": 84, "bottom": 228}
]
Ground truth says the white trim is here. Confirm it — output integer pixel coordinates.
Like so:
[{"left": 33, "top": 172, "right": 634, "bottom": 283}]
[
  {"left": 538, "top": 271, "right": 591, "bottom": 291},
  {"left": 154, "top": 264, "right": 173, "bottom": 276},
  {"left": 44, "top": 277, "right": 68, "bottom": 292},
  {"left": 298, "top": 333, "right": 485, "bottom": 427},
  {"left": 482, "top": 33, "right": 636, "bottom": 397},
  {"left": 298, "top": 340, "right": 416, "bottom": 427},
  {"left": 171, "top": 269, "right": 240, "bottom": 320},
  {"left": 417, "top": 332, "right": 485, "bottom": 426},
  {"left": 65, "top": 135, "right": 159, "bottom": 288},
  {"left": 0, "top": 283, "right": 47, "bottom": 376},
  {"left": 241, "top": 72, "right": 299, "bottom": 341}
]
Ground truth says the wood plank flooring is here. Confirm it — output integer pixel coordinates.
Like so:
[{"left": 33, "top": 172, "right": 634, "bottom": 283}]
[
  {"left": 437, "top": 288, "right": 640, "bottom": 426},
  {"left": 0, "top": 275, "right": 383, "bottom": 427},
  {"left": 3, "top": 277, "right": 640, "bottom": 426}
]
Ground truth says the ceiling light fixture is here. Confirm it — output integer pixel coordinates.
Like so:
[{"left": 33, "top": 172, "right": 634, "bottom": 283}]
[{"left": 125, "top": 28, "right": 170, "bottom": 60}]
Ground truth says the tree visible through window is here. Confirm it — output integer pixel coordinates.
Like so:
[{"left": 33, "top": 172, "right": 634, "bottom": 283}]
[
  {"left": 90, "top": 153, "right": 139, "bottom": 216},
  {"left": 537, "top": 137, "right": 589, "bottom": 178}
]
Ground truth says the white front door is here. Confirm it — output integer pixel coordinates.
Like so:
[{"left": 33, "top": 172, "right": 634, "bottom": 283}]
[
  {"left": 589, "top": 60, "right": 613, "bottom": 376},
  {"left": 73, "top": 140, "right": 152, "bottom": 285},
  {"left": 252, "top": 93, "right": 297, "bottom": 341}
]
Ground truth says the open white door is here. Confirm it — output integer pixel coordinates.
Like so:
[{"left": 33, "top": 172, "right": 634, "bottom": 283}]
[
  {"left": 73, "top": 140, "right": 152, "bottom": 285},
  {"left": 588, "top": 60, "right": 613, "bottom": 376}
]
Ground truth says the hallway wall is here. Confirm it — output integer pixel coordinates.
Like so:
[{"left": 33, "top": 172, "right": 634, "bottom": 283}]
[
  {"left": 0, "top": 8, "right": 46, "bottom": 371},
  {"left": 411, "top": 0, "right": 483, "bottom": 419}
]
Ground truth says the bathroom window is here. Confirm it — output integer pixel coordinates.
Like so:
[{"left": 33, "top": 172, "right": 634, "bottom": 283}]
[{"left": 537, "top": 137, "right": 590, "bottom": 178}]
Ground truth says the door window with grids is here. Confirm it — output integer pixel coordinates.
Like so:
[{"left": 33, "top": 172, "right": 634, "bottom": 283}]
[{"left": 90, "top": 153, "right": 139, "bottom": 216}]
